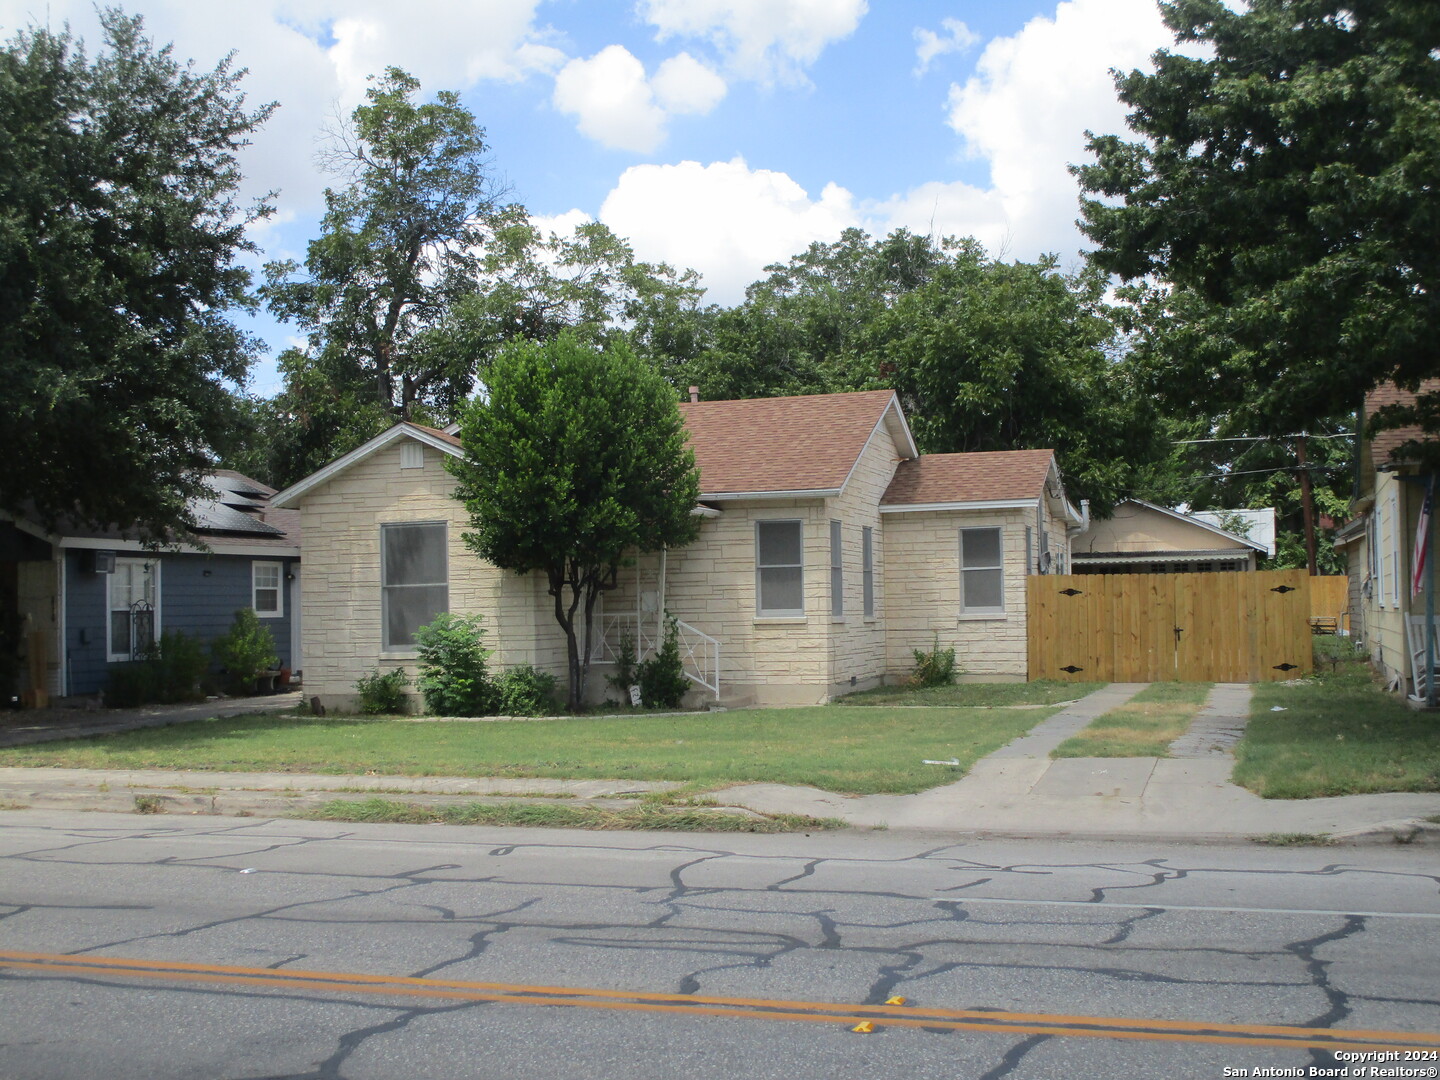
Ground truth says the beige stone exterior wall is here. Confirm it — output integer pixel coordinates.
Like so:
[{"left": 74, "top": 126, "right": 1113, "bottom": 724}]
[
  {"left": 880, "top": 497, "right": 1072, "bottom": 682},
  {"left": 298, "top": 440, "right": 530, "bottom": 710}
]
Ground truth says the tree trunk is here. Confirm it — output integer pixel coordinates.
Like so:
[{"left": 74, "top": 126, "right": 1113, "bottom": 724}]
[{"left": 551, "top": 570, "right": 585, "bottom": 711}]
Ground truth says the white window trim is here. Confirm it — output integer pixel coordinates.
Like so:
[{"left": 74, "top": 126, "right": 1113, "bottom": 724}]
[
  {"left": 960, "top": 526, "right": 1006, "bottom": 617},
  {"left": 755, "top": 518, "right": 805, "bottom": 618},
  {"left": 107, "top": 558, "right": 161, "bottom": 662},
  {"left": 381, "top": 521, "right": 449, "bottom": 652},
  {"left": 252, "top": 561, "right": 284, "bottom": 619},
  {"left": 829, "top": 519, "right": 844, "bottom": 620}
]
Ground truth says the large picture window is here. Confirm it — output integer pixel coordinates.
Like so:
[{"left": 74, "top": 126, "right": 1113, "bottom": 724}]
[
  {"left": 960, "top": 527, "right": 1004, "bottom": 615},
  {"left": 756, "top": 520, "right": 804, "bottom": 616},
  {"left": 382, "top": 523, "right": 448, "bottom": 649},
  {"left": 108, "top": 559, "right": 159, "bottom": 661}
]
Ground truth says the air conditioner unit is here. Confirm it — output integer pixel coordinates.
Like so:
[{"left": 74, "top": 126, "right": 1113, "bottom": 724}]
[{"left": 91, "top": 550, "right": 116, "bottom": 574}]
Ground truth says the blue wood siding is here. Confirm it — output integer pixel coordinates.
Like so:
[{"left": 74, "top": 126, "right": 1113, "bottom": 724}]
[{"left": 64, "top": 551, "right": 297, "bottom": 695}]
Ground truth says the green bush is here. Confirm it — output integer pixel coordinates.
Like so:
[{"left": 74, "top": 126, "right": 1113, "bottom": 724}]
[
  {"left": 495, "top": 664, "right": 558, "bottom": 716},
  {"left": 638, "top": 617, "right": 690, "bottom": 709},
  {"left": 105, "top": 631, "right": 208, "bottom": 707},
  {"left": 211, "top": 609, "right": 280, "bottom": 696},
  {"left": 413, "top": 612, "right": 494, "bottom": 716},
  {"left": 605, "top": 629, "right": 640, "bottom": 699},
  {"left": 911, "top": 634, "right": 957, "bottom": 688},
  {"left": 355, "top": 667, "right": 410, "bottom": 714}
]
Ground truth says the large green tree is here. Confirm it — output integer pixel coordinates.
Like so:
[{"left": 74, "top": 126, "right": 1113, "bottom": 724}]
[
  {"left": 263, "top": 67, "right": 497, "bottom": 424},
  {"left": 1074, "top": 0, "right": 1440, "bottom": 459},
  {"left": 450, "top": 334, "right": 700, "bottom": 711},
  {"left": 0, "top": 10, "right": 274, "bottom": 538}
]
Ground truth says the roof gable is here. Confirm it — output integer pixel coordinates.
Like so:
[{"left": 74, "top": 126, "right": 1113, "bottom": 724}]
[
  {"left": 271, "top": 423, "right": 461, "bottom": 508},
  {"left": 880, "top": 450, "right": 1056, "bottom": 508},
  {"left": 678, "top": 390, "right": 916, "bottom": 498}
]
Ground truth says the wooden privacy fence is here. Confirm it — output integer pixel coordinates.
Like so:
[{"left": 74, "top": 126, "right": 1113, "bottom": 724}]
[
  {"left": 1310, "top": 575, "right": 1348, "bottom": 630},
  {"left": 1027, "top": 570, "right": 1313, "bottom": 683}
]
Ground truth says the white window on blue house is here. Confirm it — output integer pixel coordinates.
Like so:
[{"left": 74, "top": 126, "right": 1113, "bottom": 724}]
[
  {"left": 108, "top": 559, "right": 159, "bottom": 662},
  {"left": 382, "top": 522, "right": 448, "bottom": 649},
  {"left": 960, "top": 527, "right": 1005, "bottom": 615},
  {"left": 252, "top": 562, "right": 283, "bottom": 618},
  {"left": 756, "top": 519, "right": 804, "bottom": 617}
]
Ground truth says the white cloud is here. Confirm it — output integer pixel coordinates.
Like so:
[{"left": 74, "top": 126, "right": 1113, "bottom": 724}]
[
  {"left": 653, "top": 52, "right": 728, "bottom": 115},
  {"left": 913, "top": 17, "right": 979, "bottom": 76},
  {"left": 554, "top": 46, "right": 668, "bottom": 153},
  {"left": 595, "top": 157, "right": 856, "bottom": 301},
  {"left": 941, "top": 0, "right": 1171, "bottom": 260},
  {"left": 638, "top": 0, "right": 867, "bottom": 83},
  {"left": 553, "top": 46, "right": 726, "bottom": 152}
]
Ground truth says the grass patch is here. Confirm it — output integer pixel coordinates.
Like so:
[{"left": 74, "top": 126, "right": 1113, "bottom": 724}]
[
  {"left": 301, "top": 797, "right": 844, "bottom": 833},
  {"left": 0, "top": 705, "right": 1056, "bottom": 796},
  {"left": 1234, "top": 662, "right": 1440, "bottom": 798},
  {"left": 132, "top": 794, "right": 166, "bottom": 814},
  {"left": 1052, "top": 683, "right": 1212, "bottom": 758},
  {"left": 837, "top": 680, "right": 1101, "bottom": 708}
]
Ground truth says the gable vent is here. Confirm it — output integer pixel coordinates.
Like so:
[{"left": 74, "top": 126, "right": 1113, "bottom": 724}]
[{"left": 400, "top": 442, "right": 425, "bottom": 470}]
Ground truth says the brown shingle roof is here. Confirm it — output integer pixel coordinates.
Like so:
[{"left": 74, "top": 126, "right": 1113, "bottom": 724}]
[
  {"left": 1365, "top": 380, "right": 1440, "bottom": 467},
  {"left": 407, "top": 422, "right": 462, "bottom": 449},
  {"left": 881, "top": 450, "right": 1055, "bottom": 506},
  {"left": 678, "top": 390, "right": 901, "bottom": 496}
]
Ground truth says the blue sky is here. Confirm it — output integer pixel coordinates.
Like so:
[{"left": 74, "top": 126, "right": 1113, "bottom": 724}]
[{"left": 0, "top": 0, "right": 1180, "bottom": 395}]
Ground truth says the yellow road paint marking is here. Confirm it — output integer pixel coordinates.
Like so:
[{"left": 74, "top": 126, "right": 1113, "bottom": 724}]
[{"left": 2, "top": 949, "right": 1436, "bottom": 1053}]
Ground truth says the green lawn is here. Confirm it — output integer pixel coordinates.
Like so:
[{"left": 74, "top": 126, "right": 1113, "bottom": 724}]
[
  {"left": 836, "top": 680, "right": 1100, "bottom": 708},
  {"left": 302, "top": 797, "right": 846, "bottom": 832},
  {"left": 1235, "top": 663, "right": 1440, "bottom": 798},
  {"left": 1052, "top": 683, "right": 1212, "bottom": 758},
  {"left": 0, "top": 705, "right": 1058, "bottom": 796}
]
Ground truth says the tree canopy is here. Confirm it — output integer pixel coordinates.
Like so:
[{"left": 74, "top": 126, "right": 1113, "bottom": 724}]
[
  {"left": 1074, "top": 0, "right": 1440, "bottom": 459},
  {"left": 0, "top": 10, "right": 273, "bottom": 539},
  {"left": 450, "top": 334, "right": 700, "bottom": 710},
  {"left": 263, "top": 66, "right": 498, "bottom": 424}
]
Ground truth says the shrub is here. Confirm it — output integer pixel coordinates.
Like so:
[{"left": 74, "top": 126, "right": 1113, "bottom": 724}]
[
  {"left": 413, "top": 613, "right": 494, "bottom": 716},
  {"left": 911, "top": 634, "right": 957, "bottom": 688},
  {"left": 605, "top": 629, "right": 640, "bottom": 699},
  {"left": 637, "top": 617, "right": 690, "bottom": 709},
  {"left": 355, "top": 667, "right": 409, "bottom": 714},
  {"left": 211, "top": 609, "right": 280, "bottom": 696},
  {"left": 494, "top": 664, "right": 559, "bottom": 716},
  {"left": 105, "top": 631, "right": 208, "bottom": 707}
]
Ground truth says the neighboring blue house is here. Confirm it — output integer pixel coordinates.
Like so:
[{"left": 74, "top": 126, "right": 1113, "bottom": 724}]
[{"left": 1, "top": 472, "right": 301, "bottom": 702}]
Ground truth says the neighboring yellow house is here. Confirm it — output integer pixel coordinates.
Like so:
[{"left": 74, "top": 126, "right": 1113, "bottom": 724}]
[
  {"left": 272, "top": 390, "right": 1086, "bottom": 710},
  {"left": 1333, "top": 381, "right": 1440, "bottom": 698},
  {"left": 1071, "top": 499, "right": 1270, "bottom": 574}
]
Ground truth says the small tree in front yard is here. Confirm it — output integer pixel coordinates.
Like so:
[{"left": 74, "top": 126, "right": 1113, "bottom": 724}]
[{"left": 450, "top": 333, "right": 700, "bottom": 711}]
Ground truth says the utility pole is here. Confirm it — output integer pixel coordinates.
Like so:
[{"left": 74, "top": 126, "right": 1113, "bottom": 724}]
[{"left": 1296, "top": 435, "right": 1318, "bottom": 576}]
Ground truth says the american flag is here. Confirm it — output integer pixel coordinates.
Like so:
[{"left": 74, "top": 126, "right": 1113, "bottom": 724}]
[{"left": 1413, "top": 476, "right": 1435, "bottom": 598}]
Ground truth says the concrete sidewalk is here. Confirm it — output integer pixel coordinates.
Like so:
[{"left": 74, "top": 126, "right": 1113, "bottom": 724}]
[
  {"left": 0, "top": 684, "right": 1437, "bottom": 844},
  {"left": 0, "top": 692, "right": 303, "bottom": 748}
]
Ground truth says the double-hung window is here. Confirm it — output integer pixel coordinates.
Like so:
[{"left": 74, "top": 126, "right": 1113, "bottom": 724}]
[
  {"left": 252, "top": 562, "right": 283, "bottom": 617},
  {"left": 960, "top": 527, "right": 1005, "bottom": 615},
  {"left": 756, "top": 520, "right": 804, "bottom": 616},
  {"left": 382, "top": 522, "right": 448, "bottom": 649},
  {"left": 829, "top": 520, "right": 844, "bottom": 618}
]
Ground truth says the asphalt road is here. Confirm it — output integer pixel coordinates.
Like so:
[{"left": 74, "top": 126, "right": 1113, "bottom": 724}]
[{"left": 1, "top": 810, "right": 1438, "bottom": 1080}]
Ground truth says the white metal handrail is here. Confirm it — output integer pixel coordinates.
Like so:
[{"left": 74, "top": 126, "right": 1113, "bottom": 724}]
[{"left": 591, "top": 612, "right": 720, "bottom": 700}]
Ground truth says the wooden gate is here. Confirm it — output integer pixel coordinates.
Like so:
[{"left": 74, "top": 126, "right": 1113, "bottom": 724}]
[{"left": 1027, "top": 570, "right": 1312, "bottom": 682}]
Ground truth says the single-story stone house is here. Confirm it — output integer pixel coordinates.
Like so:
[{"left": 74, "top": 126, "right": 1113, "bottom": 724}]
[
  {"left": 1071, "top": 499, "right": 1272, "bottom": 574},
  {"left": 272, "top": 389, "right": 1086, "bottom": 709}
]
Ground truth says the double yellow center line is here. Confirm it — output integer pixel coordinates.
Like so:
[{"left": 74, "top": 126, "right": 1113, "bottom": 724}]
[{"left": 3, "top": 949, "right": 1436, "bottom": 1053}]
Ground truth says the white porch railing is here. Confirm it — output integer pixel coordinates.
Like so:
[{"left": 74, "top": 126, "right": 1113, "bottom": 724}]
[{"left": 590, "top": 612, "right": 720, "bottom": 701}]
